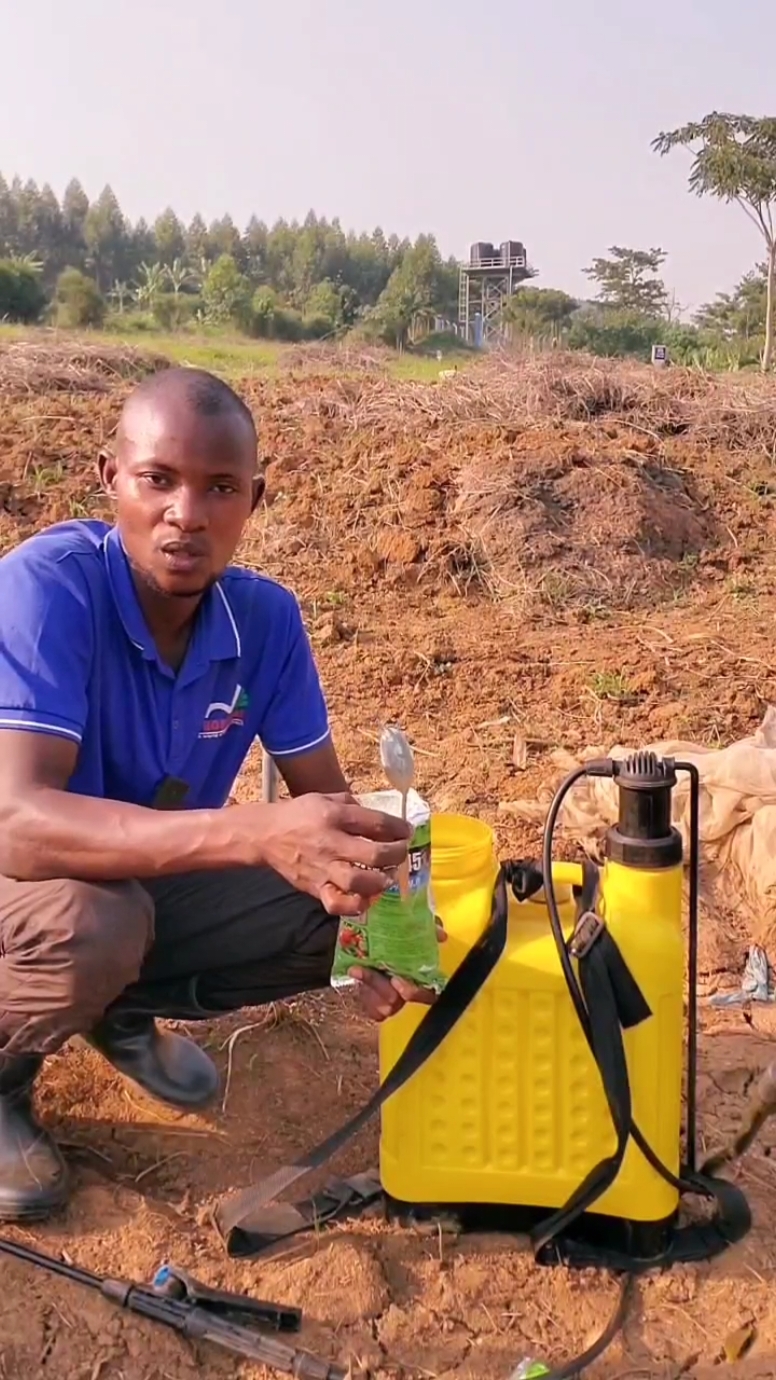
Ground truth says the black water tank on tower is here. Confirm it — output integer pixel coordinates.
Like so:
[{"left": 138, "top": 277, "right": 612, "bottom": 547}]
[
  {"left": 500, "top": 240, "right": 525, "bottom": 263},
  {"left": 470, "top": 242, "right": 496, "bottom": 265}
]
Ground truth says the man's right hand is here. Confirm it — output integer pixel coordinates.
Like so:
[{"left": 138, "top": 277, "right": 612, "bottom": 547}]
[{"left": 251, "top": 792, "right": 412, "bottom": 915}]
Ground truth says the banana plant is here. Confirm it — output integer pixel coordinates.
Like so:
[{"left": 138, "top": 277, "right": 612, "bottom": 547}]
[
  {"left": 164, "top": 257, "right": 198, "bottom": 296},
  {"left": 109, "top": 279, "right": 131, "bottom": 313},
  {"left": 132, "top": 261, "right": 167, "bottom": 310}
]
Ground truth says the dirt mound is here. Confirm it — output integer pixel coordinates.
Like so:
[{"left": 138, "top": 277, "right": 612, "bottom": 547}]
[
  {"left": 243, "top": 363, "right": 766, "bottom": 611},
  {"left": 454, "top": 441, "right": 715, "bottom": 608},
  {"left": 1, "top": 351, "right": 772, "bottom": 611},
  {"left": 0, "top": 337, "right": 170, "bottom": 398}
]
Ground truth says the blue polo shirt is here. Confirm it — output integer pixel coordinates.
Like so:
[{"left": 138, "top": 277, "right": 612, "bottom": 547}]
[{"left": 0, "top": 520, "right": 331, "bottom": 808}]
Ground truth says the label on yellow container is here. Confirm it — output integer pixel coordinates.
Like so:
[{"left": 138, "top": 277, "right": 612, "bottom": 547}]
[{"left": 330, "top": 789, "right": 446, "bottom": 994}]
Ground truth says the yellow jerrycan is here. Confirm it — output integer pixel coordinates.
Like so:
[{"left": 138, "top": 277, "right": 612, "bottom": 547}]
[{"left": 379, "top": 769, "right": 686, "bottom": 1247}]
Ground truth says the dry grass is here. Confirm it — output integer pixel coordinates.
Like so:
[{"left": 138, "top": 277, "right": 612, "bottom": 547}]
[
  {"left": 0, "top": 338, "right": 171, "bottom": 397},
  {"left": 274, "top": 351, "right": 776, "bottom": 456}
]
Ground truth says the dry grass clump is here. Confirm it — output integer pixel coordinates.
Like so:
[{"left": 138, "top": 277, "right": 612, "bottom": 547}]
[
  {"left": 283, "top": 340, "right": 393, "bottom": 373},
  {"left": 276, "top": 352, "right": 776, "bottom": 457},
  {"left": 0, "top": 339, "right": 171, "bottom": 398}
]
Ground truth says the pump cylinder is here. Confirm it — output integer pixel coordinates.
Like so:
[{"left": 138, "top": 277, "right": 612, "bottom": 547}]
[{"left": 606, "top": 751, "right": 683, "bottom": 870}]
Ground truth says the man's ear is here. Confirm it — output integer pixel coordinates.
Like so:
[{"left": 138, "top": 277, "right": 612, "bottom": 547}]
[
  {"left": 98, "top": 449, "right": 118, "bottom": 497},
  {"left": 250, "top": 474, "right": 266, "bottom": 513}
]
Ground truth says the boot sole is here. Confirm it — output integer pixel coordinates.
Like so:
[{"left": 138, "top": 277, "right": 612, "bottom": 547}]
[
  {"left": 0, "top": 1185, "right": 70, "bottom": 1222},
  {"left": 119, "top": 1069, "right": 219, "bottom": 1111}
]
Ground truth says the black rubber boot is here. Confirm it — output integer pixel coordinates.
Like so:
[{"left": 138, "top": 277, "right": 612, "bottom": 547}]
[
  {"left": 87, "top": 1013, "right": 219, "bottom": 1110},
  {"left": 0, "top": 1055, "right": 69, "bottom": 1220}
]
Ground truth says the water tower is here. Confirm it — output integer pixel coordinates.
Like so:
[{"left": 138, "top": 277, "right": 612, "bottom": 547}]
[{"left": 458, "top": 241, "right": 533, "bottom": 345}]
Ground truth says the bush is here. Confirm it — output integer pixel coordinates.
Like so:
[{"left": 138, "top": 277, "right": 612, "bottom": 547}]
[
  {"left": 303, "top": 312, "right": 335, "bottom": 340},
  {"left": 251, "top": 286, "right": 279, "bottom": 338},
  {"left": 250, "top": 290, "right": 305, "bottom": 341},
  {"left": 568, "top": 309, "right": 662, "bottom": 361},
  {"left": 275, "top": 307, "right": 304, "bottom": 341},
  {"left": 411, "top": 329, "right": 475, "bottom": 356},
  {"left": 202, "top": 255, "right": 252, "bottom": 329},
  {"left": 103, "top": 310, "right": 163, "bottom": 334},
  {"left": 152, "top": 292, "right": 202, "bottom": 331},
  {"left": 54, "top": 268, "right": 105, "bottom": 328},
  {"left": 0, "top": 259, "right": 47, "bottom": 323}
]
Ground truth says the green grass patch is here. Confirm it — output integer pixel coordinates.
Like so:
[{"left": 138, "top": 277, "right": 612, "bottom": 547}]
[
  {"left": 589, "top": 670, "right": 634, "bottom": 702},
  {"left": 0, "top": 322, "right": 479, "bottom": 385},
  {"left": 389, "top": 352, "right": 473, "bottom": 381}
]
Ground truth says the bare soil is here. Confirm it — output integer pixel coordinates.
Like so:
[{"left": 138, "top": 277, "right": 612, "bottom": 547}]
[{"left": 2, "top": 348, "right": 776, "bottom": 1378}]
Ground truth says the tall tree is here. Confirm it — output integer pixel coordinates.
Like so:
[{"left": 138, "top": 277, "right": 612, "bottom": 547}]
[
  {"left": 129, "top": 217, "right": 156, "bottom": 275},
  {"left": 369, "top": 236, "right": 447, "bottom": 348},
  {"left": 84, "top": 185, "right": 127, "bottom": 290},
  {"left": 37, "top": 184, "right": 65, "bottom": 282},
  {"left": 12, "top": 180, "right": 43, "bottom": 258},
  {"left": 0, "top": 176, "right": 16, "bottom": 255},
  {"left": 243, "top": 215, "right": 268, "bottom": 280},
  {"left": 153, "top": 208, "right": 186, "bottom": 266},
  {"left": 61, "top": 178, "right": 89, "bottom": 268},
  {"left": 504, "top": 286, "right": 577, "bottom": 337},
  {"left": 185, "top": 213, "right": 210, "bottom": 265},
  {"left": 653, "top": 113, "right": 776, "bottom": 370},
  {"left": 583, "top": 246, "right": 669, "bottom": 317},
  {"left": 207, "top": 215, "right": 243, "bottom": 265}
]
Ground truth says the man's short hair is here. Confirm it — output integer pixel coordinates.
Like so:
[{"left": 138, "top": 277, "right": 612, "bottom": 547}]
[{"left": 128, "top": 367, "right": 256, "bottom": 436}]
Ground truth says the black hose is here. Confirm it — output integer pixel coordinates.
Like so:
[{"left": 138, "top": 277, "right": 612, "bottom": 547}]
[
  {"left": 540, "top": 764, "right": 595, "bottom": 1037},
  {"left": 536, "top": 755, "right": 699, "bottom": 1376},
  {"left": 676, "top": 761, "right": 700, "bottom": 1175},
  {"left": 542, "top": 1275, "right": 635, "bottom": 1380},
  {"left": 541, "top": 759, "right": 699, "bottom": 1198}
]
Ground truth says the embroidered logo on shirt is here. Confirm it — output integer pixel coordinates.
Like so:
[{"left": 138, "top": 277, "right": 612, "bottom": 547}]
[{"left": 199, "top": 684, "right": 250, "bottom": 740}]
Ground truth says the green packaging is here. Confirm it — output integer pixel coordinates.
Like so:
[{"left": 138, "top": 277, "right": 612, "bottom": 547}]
[{"left": 331, "top": 788, "right": 446, "bottom": 995}]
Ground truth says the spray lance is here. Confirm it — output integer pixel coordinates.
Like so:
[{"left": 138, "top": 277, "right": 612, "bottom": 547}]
[{"left": 0, "top": 1236, "right": 346, "bottom": 1379}]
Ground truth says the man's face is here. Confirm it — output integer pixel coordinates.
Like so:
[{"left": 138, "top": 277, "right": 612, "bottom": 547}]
[{"left": 100, "top": 396, "right": 262, "bottom": 598}]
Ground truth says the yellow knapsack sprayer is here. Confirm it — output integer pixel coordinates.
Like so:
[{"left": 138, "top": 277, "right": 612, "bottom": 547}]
[{"left": 215, "top": 751, "right": 751, "bottom": 1377}]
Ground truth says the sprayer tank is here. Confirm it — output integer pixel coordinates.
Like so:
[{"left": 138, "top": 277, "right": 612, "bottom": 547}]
[{"left": 379, "top": 812, "right": 684, "bottom": 1230}]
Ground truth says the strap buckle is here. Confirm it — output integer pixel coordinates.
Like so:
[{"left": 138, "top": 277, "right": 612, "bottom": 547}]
[{"left": 569, "top": 910, "right": 605, "bottom": 958}]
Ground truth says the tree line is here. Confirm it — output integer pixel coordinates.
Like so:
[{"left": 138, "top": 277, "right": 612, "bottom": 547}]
[
  {"left": 1, "top": 111, "right": 774, "bottom": 366},
  {"left": 0, "top": 175, "right": 459, "bottom": 344},
  {"left": 506, "top": 247, "right": 772, "bottom": 370}
]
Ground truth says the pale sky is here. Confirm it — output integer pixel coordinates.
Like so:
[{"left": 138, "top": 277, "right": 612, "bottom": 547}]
[{"left": 3, "top": 0, "right": 773, "bottom": 312}]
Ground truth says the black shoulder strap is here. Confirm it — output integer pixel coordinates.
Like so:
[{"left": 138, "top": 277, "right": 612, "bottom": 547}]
[
  {"left": 213, "top": 866, "right": 512, "bottom": 1256},
  {"left": 531, "top": 926, "right": 637, "bottom": 1254},
  {"left": 530, "top": 923, "right": 751, "bottom": 1273}
]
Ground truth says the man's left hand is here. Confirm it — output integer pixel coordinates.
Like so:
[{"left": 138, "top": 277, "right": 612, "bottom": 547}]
[{"left": 349, "top": 921, "right": 446, "bottom": 1022}]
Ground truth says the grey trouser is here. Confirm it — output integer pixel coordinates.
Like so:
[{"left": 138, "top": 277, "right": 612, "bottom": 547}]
[{"left": 0, "top": 868, "right": 337, "bottom": 1056}]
